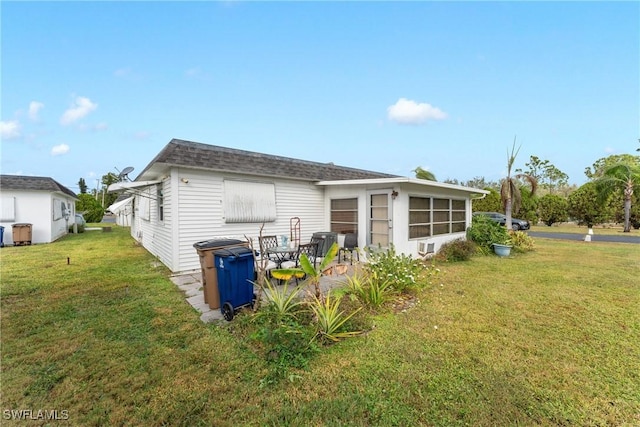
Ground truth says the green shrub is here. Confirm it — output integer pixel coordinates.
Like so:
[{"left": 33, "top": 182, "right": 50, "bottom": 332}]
[
  {"left": 435, "top": 239, "right": 476, "bottom": 262},
  {"left": 364, "top": 244, "right": 423, "bottom": 293},
  {"left": 467, "top": 215, "right": 510, "bottom": 254}
]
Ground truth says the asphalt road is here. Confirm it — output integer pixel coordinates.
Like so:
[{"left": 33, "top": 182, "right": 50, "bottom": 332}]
[{"left": 528, "top": 231, "right": 640, "bottom": 244}]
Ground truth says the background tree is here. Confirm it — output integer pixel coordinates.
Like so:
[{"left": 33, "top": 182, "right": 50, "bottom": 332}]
[
  {"left": 100, "top": 172, "right": 120, "bottom": 209},
  {"left": 518, "top": 155, "right": 547, "bottom": 183},
  {"left": 501, "top": 139, "right": 537, "bottom": 230},
  {"left": 444, "top": 176, "right": 500, "bottom": 191},
  {"left": 78, "top": 178, "right": 88, "bottom": 194},
  {"left": 537, "top": 194, "right": 568, "bottom": 226},
  {"left": 413, "top": 166, "right": 436, "bottom": 181},
  {"left": 518, "top": 185, "right": 539, "bottom": 225},
  {"left": 584, "top": 154, "right": 639, "bottom": 179},
  {"left": 543, "top": 164, "right": 569, "bottom": 195},
  {"left": 519, "top": 156, "right": 569, "bottom": 195},
  {"left": 594, "top": 163, "right": 640, "bottom": 232},
  {"left": 76, "top": 194, "right": 104, "bottom": 222},
  {"left": 472, "top": 188, "right": 502, "bottom": 213},
  {"left": 567, "top": 182, "right": 610, "bottom": 228}
]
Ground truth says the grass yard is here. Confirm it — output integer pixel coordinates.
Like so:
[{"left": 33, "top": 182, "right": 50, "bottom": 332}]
[
  {"left": 530, "top": 222, "right": 640, "bottom": 236},
  {"left": 1, "top": 227, "right": 639, "bottom": 426}
]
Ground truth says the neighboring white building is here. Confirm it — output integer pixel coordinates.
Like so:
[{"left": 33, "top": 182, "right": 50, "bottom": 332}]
[
  {"left": 107, "top": 195, "right": 134, "bottom": 227},
  {"left": 109, "top": 139, "right": 488, "bottom": 274},
  {"left": 0, "top": 175, "right": 78, "bottom": 245}
]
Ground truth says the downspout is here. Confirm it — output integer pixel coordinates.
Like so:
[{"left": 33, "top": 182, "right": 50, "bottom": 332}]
[{"left": 469, "top": 192, "right": 487, "bottom": 228}]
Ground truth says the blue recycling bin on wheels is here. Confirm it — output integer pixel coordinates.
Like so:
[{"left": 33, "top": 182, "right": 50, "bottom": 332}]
[
  {"left": 0, "top": 226, "right": 4, "bottom": 247},
  {"left": 214, "top": 247, "right": 256, "bottom": 321}
]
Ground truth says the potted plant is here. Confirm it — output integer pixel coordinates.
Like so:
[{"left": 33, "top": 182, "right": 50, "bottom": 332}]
[{"left": 492, "top": 235, "right": 513, "bottom": 257}]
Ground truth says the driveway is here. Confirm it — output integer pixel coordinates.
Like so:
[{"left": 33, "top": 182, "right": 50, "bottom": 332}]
[{"left": 528, "top": 231, "right": 640, "bottom": 244}]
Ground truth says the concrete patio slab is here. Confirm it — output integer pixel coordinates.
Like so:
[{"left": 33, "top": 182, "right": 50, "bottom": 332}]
[{"left": 170, "top": 262, "right": 358, "bottom": 324}]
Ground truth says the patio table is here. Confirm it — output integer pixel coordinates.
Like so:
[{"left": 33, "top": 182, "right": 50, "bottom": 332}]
[{"left": 267, "top": 245, "right": 298, "bottom": 268}]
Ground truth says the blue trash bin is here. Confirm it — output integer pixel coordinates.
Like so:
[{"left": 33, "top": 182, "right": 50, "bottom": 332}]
[
  {"left": 215, "top": 247, "right": 256, "bottom": 321},
  {"left": 0, "top": 226, "right": 4, "bottom": 247}
]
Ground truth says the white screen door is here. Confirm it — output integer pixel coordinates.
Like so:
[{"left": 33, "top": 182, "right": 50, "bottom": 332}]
[{"left": 368, "top": 191, "right": 391, "bottom": 247}]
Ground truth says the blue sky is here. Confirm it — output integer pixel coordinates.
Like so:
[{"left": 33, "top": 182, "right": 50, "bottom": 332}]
[{"left": 2, "top": 1, "right": 638, "bottom": 193}]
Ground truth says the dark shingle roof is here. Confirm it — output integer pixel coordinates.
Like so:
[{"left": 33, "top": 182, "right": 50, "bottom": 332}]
[
  {"left": 139, "top": 139, "right": 398, "bottom": 181},
  {"left": 0, "top": 175, "right": 78, "bottom": 199}
]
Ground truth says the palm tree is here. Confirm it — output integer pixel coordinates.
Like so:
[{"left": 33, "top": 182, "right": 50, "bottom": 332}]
[
  {"left": 413, "top": 166, "right": 436, "bottom": 181},
  {"left": 594, "top": 163, "right": 640, "bottom": 232},
  {"left": 500, "top": 138, "right": 537, "bottom": 230}
]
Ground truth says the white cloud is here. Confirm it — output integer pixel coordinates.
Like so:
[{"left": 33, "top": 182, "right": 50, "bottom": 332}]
[
  {"left": 51, "top": 144, "right": 70, "bottom": 156},
  {"left": 0, "top": 120, "right": 21, "bottom": 139},
  {"left": 77, "top": 122, "right": 108, "bottom": 132},
  {"left": 60, "top": 96, "right": 98, "bottom": 125},
  {"left": 387, "top": 98, "right": 447, "bottom": 125},
  {"left": 28, "top": 101, "right": 44, "bottom": 121}
]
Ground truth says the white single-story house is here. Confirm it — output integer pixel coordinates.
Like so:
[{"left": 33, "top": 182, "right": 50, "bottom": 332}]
[
  {"left": 108, "top": 139, "right": 488, "bottom": 274},
  {"left": 0, "top": 175, "right": 79, "bottom": 245}
]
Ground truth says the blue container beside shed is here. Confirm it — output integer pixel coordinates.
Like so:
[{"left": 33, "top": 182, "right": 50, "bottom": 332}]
[
  {"left": 215, "top": 247, "right": 256, "bottom": 321},
  {"left": 0, "top": 226, "right": 4, "bottom": 247}
]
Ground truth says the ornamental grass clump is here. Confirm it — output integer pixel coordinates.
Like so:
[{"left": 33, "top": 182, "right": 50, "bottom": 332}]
[
  {"left": 341, "top": 271, "right": 393, "bottom": 309},
  {"left": 508, "top": 230, "right": 535, "bottom": 253}
]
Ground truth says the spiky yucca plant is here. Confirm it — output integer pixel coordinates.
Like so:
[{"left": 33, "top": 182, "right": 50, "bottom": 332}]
[{"left": 309, "top": 290, "right": 361, "bottom": 343}]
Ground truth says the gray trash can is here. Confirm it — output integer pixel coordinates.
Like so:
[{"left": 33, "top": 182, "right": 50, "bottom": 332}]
[{"left": 193, "top": 239, "right": 248, "bottom": 309}]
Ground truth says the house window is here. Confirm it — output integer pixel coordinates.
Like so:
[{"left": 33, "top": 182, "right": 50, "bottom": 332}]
[
  {"left": 432, "top": 198, "right": 450, "bottom": 235},
  {"left": 409, "top": 196, "right": 431, "bottom": 238},
  {"left": 1, "top": 197, "right": 16, "bottom": 221},
  {"left": 157, "top": 187, "right": 164, "bottom": 222},
  {"left": 451, "top": 199, "right": 466, "bottom": 233},
  {"left": 408, "top": 196, "right": 467, "bottom": 238},
  {"left": 139, "top": 190, "right": 151, "bottom": 221},
  {"left": 53, "top": 198, "right": 64, "bottom": 220},
  {"left": 223, "top": 180, "right": 276, "bottom": 223},
  {"left": 330, "top": 198, "right": 358, "bottom": 234}
]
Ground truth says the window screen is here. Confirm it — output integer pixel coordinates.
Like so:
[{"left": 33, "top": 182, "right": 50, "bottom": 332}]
[
  {"left": 224, "top": 180, "right": 276, "bottom": 223},
  {"left": 1, "top": 197, "right": 15, "bottom": 221}
]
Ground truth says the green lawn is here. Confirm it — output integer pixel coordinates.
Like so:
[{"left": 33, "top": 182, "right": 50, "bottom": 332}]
[
  {"left": 1, "top": 227, "right": 639, "bottom": 426},
  {"left": 531, "top": 222, "right": 640, "bottom": 236}
]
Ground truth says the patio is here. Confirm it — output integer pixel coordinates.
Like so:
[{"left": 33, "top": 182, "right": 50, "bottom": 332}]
[{"left": 170, "top": 262, "right": 357, "bottom": 323}]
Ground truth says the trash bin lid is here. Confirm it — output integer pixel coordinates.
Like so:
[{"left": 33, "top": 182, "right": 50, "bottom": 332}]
[
  {"left": 214, "top": 247, "right": 254, "bottom": 258},
  {"left": 193, "top": 238, "right": 244, "bottom": 250}
]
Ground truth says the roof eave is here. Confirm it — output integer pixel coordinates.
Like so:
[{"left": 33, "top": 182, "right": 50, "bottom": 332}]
[{"left": 317, "top": 177, "right": 490, "bottom": 194}]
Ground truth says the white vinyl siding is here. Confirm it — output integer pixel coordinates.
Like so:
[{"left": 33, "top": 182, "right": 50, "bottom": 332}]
[{"left": 174, "top": 171, "right": 324, "bottom": 273}]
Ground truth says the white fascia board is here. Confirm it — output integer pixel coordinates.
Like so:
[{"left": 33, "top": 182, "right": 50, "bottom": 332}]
[
  {"left": 316, "top": 177, "right": 490, "bottom": 195},
  {"left": 107, "top": 180, "right": 161, "bottom": 193}
]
